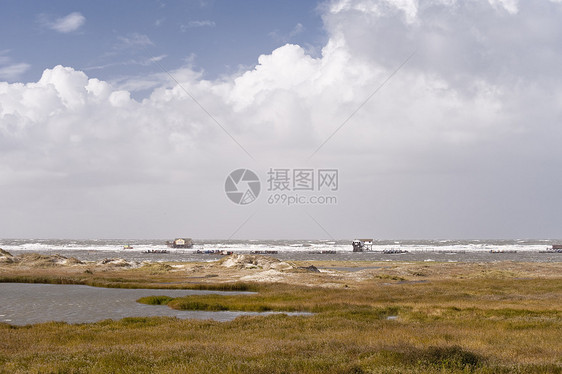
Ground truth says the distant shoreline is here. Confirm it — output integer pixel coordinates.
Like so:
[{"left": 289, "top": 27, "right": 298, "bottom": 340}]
[
  {"left": 3, "top": 247, "right": 562, "bottom": 264},
  {"left": 2, "top": 251, "right": 562, "bottom": 289}
]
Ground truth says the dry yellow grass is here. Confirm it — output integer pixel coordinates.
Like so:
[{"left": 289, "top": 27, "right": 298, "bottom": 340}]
[{"left": 1, "top": 254, "right": 561, "bottom": 373}]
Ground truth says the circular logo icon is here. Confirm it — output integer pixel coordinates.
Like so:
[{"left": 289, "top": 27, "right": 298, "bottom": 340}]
[{"left": 225, "top": 169, "right": 261, "bottom": 205}]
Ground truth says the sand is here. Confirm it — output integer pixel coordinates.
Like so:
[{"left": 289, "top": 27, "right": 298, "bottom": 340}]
[{"left": 1, "top": 249, "right": 562, "bottom": 288}]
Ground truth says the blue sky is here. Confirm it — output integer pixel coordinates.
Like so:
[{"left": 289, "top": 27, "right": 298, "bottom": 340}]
[
  {"left": 2, "top": 0, "right": 562, "bottom": 239},
  {"left": 1, "top": 1, "right": 326, "bottom": 86}
]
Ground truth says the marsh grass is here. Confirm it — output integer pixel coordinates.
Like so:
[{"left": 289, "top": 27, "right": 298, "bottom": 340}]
[
  {"left": 1, "top": 263, "right": 562, "bottom": 373},
  {"left": 0, "top": 273, "right": 257, "bottom": 292},
  {"left": 0, "top": 275, "right": 86, "bottom": 285},
  {"left": 136, "top": 295, "right": 174, "bottom": 305}
]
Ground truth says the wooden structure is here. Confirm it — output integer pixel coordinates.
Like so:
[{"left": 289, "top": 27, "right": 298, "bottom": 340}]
[
  {"left": 166, "top": 238, "right": 193, "bottom": 248},
  {"left": 352, "top": 239, "right": 373, "bottom": 252}
]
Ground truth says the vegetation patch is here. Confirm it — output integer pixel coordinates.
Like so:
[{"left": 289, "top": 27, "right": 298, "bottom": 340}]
[
  {"left": 137, "top": 295, "right": 174, "bottom": 305},
  {"left": 403, "top": 345, "right": 484, "bottom": 371},
  {"left": 188, "top": 282, "right": 259, "bottom": 292},
  {"left": 168, "top": 300, "right": 231, "bottom": 311},
  {"left": 0, "top": 275, "right": 87, "bottom": 285},
  {"left": 139, "top": 262, "right": 173, "bottom": 274},
  {"left": 1, "top": 260, "right": 562, "bottom": 373}
]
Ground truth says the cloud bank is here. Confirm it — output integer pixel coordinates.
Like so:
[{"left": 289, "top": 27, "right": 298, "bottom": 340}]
[{"left": 2, "top": 0, "right": 562, "bottom": 239}]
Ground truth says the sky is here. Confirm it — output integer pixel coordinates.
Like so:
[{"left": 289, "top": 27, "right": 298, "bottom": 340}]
[{"left": 1, "top": 0, "right": 562, "bottom": 240}]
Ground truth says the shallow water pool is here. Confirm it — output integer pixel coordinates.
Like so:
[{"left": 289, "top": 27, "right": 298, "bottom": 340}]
[{"left": 0, "top": 283, "right": 304, "bottom": 325}]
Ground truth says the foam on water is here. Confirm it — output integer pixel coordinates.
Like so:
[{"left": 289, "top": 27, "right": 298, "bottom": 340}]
[{"left": 0, "top": 238, "right": 558, "bottom": 254}]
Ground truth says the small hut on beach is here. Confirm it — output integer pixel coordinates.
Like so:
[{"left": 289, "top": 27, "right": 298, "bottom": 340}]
[{"left": 166, "top": 238, "right": 193, "bottom": 248}]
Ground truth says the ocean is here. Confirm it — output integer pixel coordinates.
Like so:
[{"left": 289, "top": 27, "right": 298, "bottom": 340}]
[{"left": 1, "top": 238, "right": 561, "bottom": 263}]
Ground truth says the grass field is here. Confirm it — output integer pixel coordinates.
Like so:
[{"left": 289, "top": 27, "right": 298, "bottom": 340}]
[{"left": 1, "top": 257, "right": 561, "bottom": 373}]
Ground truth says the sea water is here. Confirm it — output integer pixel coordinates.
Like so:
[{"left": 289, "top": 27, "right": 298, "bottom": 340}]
[{"left": 0, "top": 238, "right": 561, "bottom": 263}]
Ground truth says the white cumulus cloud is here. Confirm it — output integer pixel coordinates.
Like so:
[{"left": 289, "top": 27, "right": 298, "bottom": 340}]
[{"left": 3, "top": 0, "right": 562, "bottom": 238}]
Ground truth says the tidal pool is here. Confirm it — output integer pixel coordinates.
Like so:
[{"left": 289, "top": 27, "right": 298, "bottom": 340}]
[{"left": 0, "top": 283, "right": 295, "bottom": 325}]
